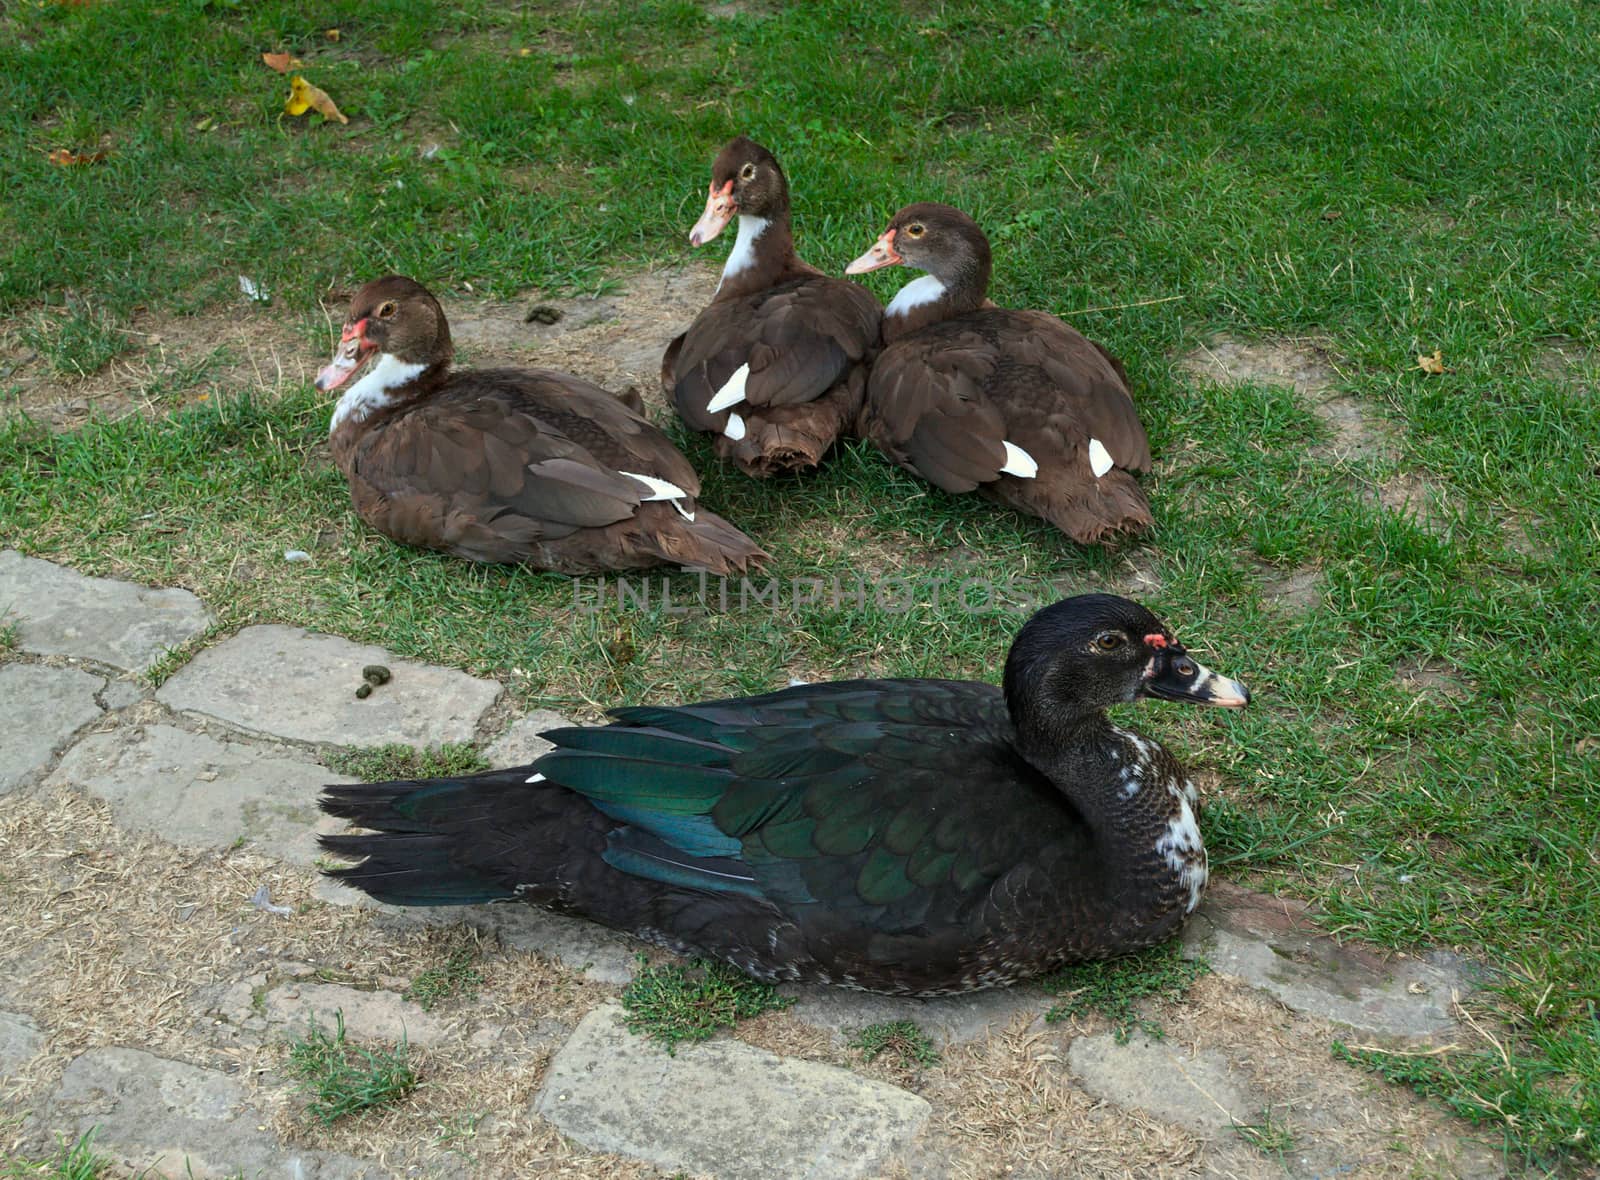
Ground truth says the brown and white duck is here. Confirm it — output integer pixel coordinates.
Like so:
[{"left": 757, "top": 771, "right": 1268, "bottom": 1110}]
[
  {"left": 662, "top": 136, "right": 882, "bottom": 477},
  {"left": 846, "top": 203, "right": 1153, "bottom": 544},
  {"left": 314, "top": 276, "right": 767, "bottom": 575}
]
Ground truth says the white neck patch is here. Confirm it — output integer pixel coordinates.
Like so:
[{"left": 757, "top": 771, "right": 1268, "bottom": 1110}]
[
  {"left": 329, "top": 354, "right": 426, "bottom": 432},
  {"left": 885, "top": 274, "right": 947, "bottom": 319},
  {"left": 717, "top": 216, "right": 770, "bottom": 291}
]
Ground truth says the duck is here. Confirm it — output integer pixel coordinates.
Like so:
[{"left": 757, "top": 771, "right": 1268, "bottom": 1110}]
[
  {"left": 313, "top": 275, "right": 766, "bottom": 576},
  {"left": 662, "top": 136, "right": 883, "bottom": 477},
  {"left": 321, "top": 593, "right": 1248, "bottom": 997},
  {"left": 845, "top": 203, "right": 1154, "bottom": 545}
]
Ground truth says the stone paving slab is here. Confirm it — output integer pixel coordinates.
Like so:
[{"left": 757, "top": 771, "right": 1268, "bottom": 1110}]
[
  {"left": 1069, "top": 1031, "right": 1262, "bottom": 1134},
  {"left": 0, "top": 550, "right": 211, "bottom": 672},
  {"left": 46, "top": 724, "right": 356, "bottom": 865},
  {"left": 0, "top": 663, "right": 104, "bottom": 795},
  {"left": 214, "top": 979, "right": 455, "bottom": 1048},
  {"left": 1183, "top": 882, "right": 1470, "bottom": 1038},
  {"left": 0, "top": 1009, "right": 44, "bottom": 1074},
  {"left": 43, "top": 1047, "right": 386, "bottom": 1179},
  {"left": 156, "top": 624, "right": 502, "bottom": 746},
  {"left": 483, "top": 709, "right": 574, "bottom": 766},
  {"left": 537, "top": 1002, "right": 930, "bottom": 1180},
  {"left": 315, "top": 883, "right": 641, "bottom": 986},
  {"left": 785, "top": 979, "right": 1043, "bottom": 1048}
]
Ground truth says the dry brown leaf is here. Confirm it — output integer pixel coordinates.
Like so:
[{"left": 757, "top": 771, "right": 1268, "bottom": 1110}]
[
  {"left": 261, "top": 52, "right": 302, "bottom": 73},
  {"left": 285, "top": 75, "right": 349, "bottom": 124},
  {"left": 47, "top": 147, "right": 109, "bottom": 166},
  {"left": 1416, "top": 349, "right": 1445, "bottom": 374}
]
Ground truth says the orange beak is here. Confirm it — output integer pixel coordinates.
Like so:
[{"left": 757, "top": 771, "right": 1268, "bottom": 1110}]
[
  {"left": 314, "top": 318, "right": 374, "bottom": 392},
  {"left": 689, "top": 180, "right": 737, "bottom": 246},
  {"left": 845, "top": 228, "right": 902, "bottom": 275}
]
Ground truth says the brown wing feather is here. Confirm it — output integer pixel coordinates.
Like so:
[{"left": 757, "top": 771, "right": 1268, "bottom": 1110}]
[
  {"left": 670, "top": 276, "right": 881, "bottom": 441},
  {"left": 341, "top": 368, "right": 765, "bottom": 569},
  {"left": 859, "top": 308, "right": 1152, "bottom": 543}
]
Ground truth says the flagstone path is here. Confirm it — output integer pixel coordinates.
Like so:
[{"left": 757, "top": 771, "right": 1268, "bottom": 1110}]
[{"left": 0, "top": 551, "right": 1506, "bottom": 1179}]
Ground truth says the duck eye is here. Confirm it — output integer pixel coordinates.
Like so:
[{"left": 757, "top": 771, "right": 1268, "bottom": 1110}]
[
  {"left": 1094, "top": 632, "right": 1125, "bottom": 652},
  {"left": 739, "top": 163, "right": 756, "bottom": 181},
  {"left": 906, "top": 223, "right": 925, "bottom": 238},
  {"left": 377, "top": 301, "right": 397, "bottom": 319},
  {"left": 1174, "top": 659, "right": 1196, "bottom": 677}
]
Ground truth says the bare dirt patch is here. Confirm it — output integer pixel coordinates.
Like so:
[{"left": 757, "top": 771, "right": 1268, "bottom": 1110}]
[
  {"left": 1254, "top": 561, "right": 1323, "bottom": 613},
  {"left": 1372, "top": 470, "right": 1453, "bottom": 534},
  {"left": 1394, "top": 656, "right": 1469, "bottom": 701},
  {"left": 1180, "top": 335, "right": 1402, "bottom": 463},
  {"left": 1, "top": 306, "right": 313, "bottom": 430}
]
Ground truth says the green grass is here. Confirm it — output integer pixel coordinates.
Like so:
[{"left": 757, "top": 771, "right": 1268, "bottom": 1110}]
[
  {"left": 285, "top": 1011, "right": 417, "bottom": 1125},
  {"left": 324, "top": 742, "right": 489, "bottom": 782},
  {"left": 1, "top": 1131, "right": 114, "bottom": 1180},
  {"left": 3, "top": 0, "right": 1600, "bottom": 1165},
  {"left": 619, "top": 957, "right": 794, "bottom": 1054},
  {"left": 1232, "top": 1106, "right": 1298, "bottom": 1163},
  {"left": 13, "top": 306, "right": 129, "bottom": 380},
  {"left": 1040, "top": 943, "right": 1210, "bottom": 1044},
  {"left": 850, "top": 1020, "right": 941, "bottom": 1070},
  {"left": 404, "top": 946, "right": 484, "bottom": 1012}
]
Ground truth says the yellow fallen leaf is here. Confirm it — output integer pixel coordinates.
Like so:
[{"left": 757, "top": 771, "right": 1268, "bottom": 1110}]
[
  {"left": 285, "top": 75, "right": 349, "bottom": 124},
  {"left": 1416, "top": 349, "right": 1445, "bottom": 374},
  {"left": 519, "top": 47, "right": 533, "bottom": 56},
  {"left": 325, "top": 28, "right": 341, "bottom": 41},
  {"left": 47, "top": 147, "right": 109, "bottom": 166},
  {"left": 261, "top": 52, "right": 302, "bottom": 73},
  {"left": 194, "top": 115, "right": 215, "bottom": 132}
]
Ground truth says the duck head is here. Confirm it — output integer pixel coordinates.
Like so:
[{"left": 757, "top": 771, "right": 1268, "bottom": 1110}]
[
  {"left": 688, "top": 136, "right": 791, "bottom": 246},
  {"left": 846, "top": 203, "right": 992, "bottom": 332},
  {"left": 1004, "top": 594, "right": 1249, "bottom": 733},
  {"left": 315, "top": 275, "right": 453, "bottom": 395}
]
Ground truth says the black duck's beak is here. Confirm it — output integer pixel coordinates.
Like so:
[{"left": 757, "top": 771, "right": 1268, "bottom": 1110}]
[{"left": 1143, "top": 648, "right": 1250, "bottom": 708}]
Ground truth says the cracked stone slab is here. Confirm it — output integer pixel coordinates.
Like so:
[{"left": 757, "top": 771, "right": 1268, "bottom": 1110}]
[
  {"left": 0, "top": 663, "right": 104, "bottom": 795},
  {"left": 1183, "top": 882, "right": 1471, "bottom": 1038},
  {"left": 0, "top": 550, "right": 211, "bottom": 672},
  {"left": 44, "top": 1047, "right": 385, "bottom": 1179},
  {"left": 537, "top": 1003, "right": 929, "bottom": 1180},
  {"left": 156, "top": 624, "right": 501, "bottom": 746},
  {"left": 46, "top": 724, "right": 356, "bottom": 865},
  {"left": 483, "top": 709, "right": 575, "bottom": 766},
  {"left": 0, "top": 1009, "right": 44, "bottom": 1073},
  {"left": 1068, "top": 1031, "right": 1264, "bottom": 1133}
]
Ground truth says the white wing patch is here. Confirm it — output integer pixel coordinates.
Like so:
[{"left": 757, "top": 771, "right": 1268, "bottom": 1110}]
[
  {"left": 1000, "top": 440, "right": 1038, "bottom": 478},
  {"left": 1088, "top": 437, "right": 1114, "bottom": 478},
  {"left": 329, "top": 354, "right": 426, "bottom": 432},
  {"left": 885, "top": 274, "right": 947, "bottom": 319},
  {"left": 707, "top": 362, "right": 750, "bottom": 413},
  {"left": 620, "top": 471, "right": 696, "bottom": 521},
  {"left": 524, "top": 772, "right": 546, "bottom": 784},
  {"left": 723, "top": 411, "right": 747, "bottom": 441}
]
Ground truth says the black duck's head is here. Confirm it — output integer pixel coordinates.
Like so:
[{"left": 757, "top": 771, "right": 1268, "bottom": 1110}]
[
  {"left": 1003, "top": 594, "right": 1249, "bottom": 733},
  {"left": 315, "top": 275, "right": 452, "bottom": 393}
]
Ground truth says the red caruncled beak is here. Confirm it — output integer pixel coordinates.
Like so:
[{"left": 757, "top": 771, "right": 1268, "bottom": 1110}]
[{"left": 314, "top": 318, "right": 375, "bottom": 392}]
